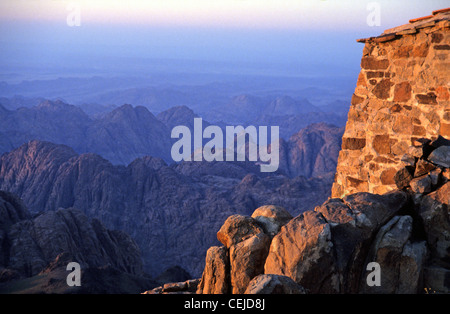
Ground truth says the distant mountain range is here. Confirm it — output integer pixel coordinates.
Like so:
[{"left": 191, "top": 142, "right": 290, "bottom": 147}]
[
  {"left": 0, "top": 100, "right": 172, "bottom": 164},
  {"left": 0, "top": 99, "right": 345, "bottom": 168}
]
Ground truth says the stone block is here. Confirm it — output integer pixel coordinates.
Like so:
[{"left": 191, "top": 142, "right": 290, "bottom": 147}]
[
  {"left": 372, "top": 135, "right": 391, "bottom": 154},
  {"left": 415, "top": 93, "right": 437, "bottom": 105},
  {"left": 342, "top": 137, "right": 366, "bottom": 150},
  {"left": 372, "top": 79, "right": 394, "bottom": 99},
  {"left": 380, "top": 168, "right": 397, "bottom": 185},
  {"left": 393, "top": 82, "right": 412, "bottom": 102},
  {"left": 361, "top": 57, "right": 390, "bottom": 70}
]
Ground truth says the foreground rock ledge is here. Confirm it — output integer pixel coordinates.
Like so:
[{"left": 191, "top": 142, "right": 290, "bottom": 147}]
[
  {"left": 145, "top": 137, "right": 450, "bottom": 295},
  {"left": 194, "top": 167, "right": 448, "bottom": 294}
]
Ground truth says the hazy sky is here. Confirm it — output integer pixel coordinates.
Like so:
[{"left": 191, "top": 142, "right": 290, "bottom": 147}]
[
  {"left": 0, "top": 0, "right": 448, "bottom": 81},
  {"left": 0, "top": 0, "right": 446, "bottom": 30}
]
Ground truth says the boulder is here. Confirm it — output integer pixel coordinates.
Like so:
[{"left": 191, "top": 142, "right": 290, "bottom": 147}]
[
  {"left": 418, "top": 182, "right": 450, "bottom": 264},
  {"left": 230, "top": 233, "right": 271, "bottom": 294},
  {"left": 251, "top": 205, "right": 292, "bottom": 237},
  {"left": 428, "top": 145, "right": 450, "bottom": 167},
  {"left": 245, "top": 274, "right": 307, "bottom": 294},
  {"left": 217, "top": 215, "right": 264, "bottom": 249},
  {"left": 409, "top": 175, "right": 432, "bottom": 194},
  {"left": 264, "top": 191, "right": 409, "bottom": 293},
  {"left": 414, "top": 159, "right": 436, "bottom": 177},
  {"left": 196, "top": 246, "right": 230, "bottom": 294},
  {"left": 363, "top": 215, "right": 427, "bottom": 294},
  {"left": 264, "top": 210, "right": 337, "bottom": 293}
]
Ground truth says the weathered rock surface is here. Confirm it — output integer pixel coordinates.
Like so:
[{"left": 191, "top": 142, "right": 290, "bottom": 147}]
[
  {"left": 362, "top": 215, "right": 427, "bottom": 293},
  {"left": 7, "top": 208, "right": 144, "bottom": 277},
  {"left": 196, "top": 246, "right": 230, "bottom": 294},
  {"left": 217, "top": 215, "right": 264, "bottom": 249},
  {"left": 264, "top": 210, "right": 336, "bottom": 293},
  {"left": 251, "top": 205, "right": 293, "bottom": 237},
  {"left": 264, "top": 191, "right": 409, "bottom": 293},
  {"left": 244, "top": 274, "right": 307, "bottom": 294},
  {"left": 230, "top": 233, "right": 271, "bottom": 294},
  {"left": 0, "top": 191, "right": 155, "bottom": 293},
  {"left": 428, "top": 145, "right": 450, "bottom": 168}
]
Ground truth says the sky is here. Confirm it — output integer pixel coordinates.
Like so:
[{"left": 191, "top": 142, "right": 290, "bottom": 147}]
[
  {"left": 0, "top": 0, "right": 446, "bottom": 30},
  {"left": 0, "top": 0, "right": 448, "bottom": 81}
]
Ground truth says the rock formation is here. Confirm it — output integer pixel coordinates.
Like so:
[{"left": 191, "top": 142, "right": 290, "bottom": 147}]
[
  {"left": 189, "top": 138, "right": 449, "bottom": 294},
  {"left": 332, "top": 9, "right": 450, "bottom": 198},
  {"left": 0, "top": 191, "right": 155, "bottom": 293},
  {"left": 278, "top": 123, "right": 344, "bottom": 178},
  {"left": 0, "top": 140, "right": 333, "bottom": 277}
]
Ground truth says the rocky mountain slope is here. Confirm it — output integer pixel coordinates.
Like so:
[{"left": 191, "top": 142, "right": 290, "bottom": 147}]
[
  {"left": 0, "top": 140, "right": 334, "bottom": 277},
  {"left": 279, "top": 123, "right": 343, "bottom": 178},
  {"left": 0, "top": 101, "right": 172, "bottom": 165},
  {"left": 0, "top": 191, "right": 155, "bottom": 293}
]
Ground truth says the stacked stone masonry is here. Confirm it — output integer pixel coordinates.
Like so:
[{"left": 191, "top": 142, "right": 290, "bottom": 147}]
[{"left": 332, "top": 10, "right": 450, "bottom": 198}]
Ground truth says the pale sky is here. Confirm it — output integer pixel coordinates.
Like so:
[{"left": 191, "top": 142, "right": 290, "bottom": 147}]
[
  {"left": 0, "top": 0, "right": 447, "bottom": 30},
  {"left": 0, "top": 0, "right": 448, "bottom": 81}
]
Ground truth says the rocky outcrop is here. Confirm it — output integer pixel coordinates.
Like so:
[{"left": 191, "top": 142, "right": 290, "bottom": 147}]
[
  {"left": 361, "top": 215, "right": 427, "bottom": 294},
  {"left": 278, "top": 123, "right": 344, "bottom": 178},
  {"left": 0, "top": 191, "right": 155, "bottom": 293},
  {"left": 196, "top": 205, "right": 291, "bottom": 294},
  {"left": 265, "top": 191, "right": 411, "bottom": 293},
  {"left": 195, "top": 138, "right": 450, "bottom": 293},
  {"left": 244, "top": 274, "right": 307, "bottom": 294},
  {"left": 0, "top": 140, "right": 333, "bottom": 277}
]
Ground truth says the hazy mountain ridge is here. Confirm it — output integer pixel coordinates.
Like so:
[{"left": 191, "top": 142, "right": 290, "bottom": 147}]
[
  {"left": 0, "top": 100, "right": 173, "bottom": 164},
  {"left": 0, "top": 99, "right": 344, "bottom": 178}
]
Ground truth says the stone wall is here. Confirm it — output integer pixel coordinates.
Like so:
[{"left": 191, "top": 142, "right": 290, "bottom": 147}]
[{"left": 332, "top": 12, "right": 450, "bottom": 198}]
